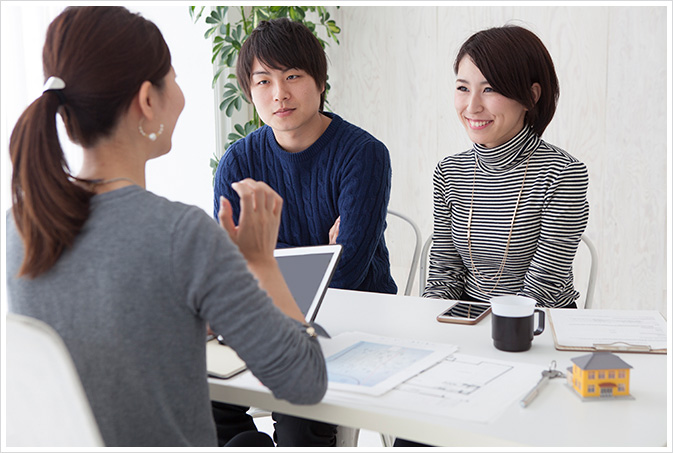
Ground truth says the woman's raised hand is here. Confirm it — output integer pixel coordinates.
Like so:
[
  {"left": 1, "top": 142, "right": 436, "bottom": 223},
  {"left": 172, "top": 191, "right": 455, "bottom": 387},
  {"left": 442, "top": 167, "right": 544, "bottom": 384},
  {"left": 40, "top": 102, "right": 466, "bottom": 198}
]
[{"left": 218, "top": 179, "right": 283, "bottom": 265}]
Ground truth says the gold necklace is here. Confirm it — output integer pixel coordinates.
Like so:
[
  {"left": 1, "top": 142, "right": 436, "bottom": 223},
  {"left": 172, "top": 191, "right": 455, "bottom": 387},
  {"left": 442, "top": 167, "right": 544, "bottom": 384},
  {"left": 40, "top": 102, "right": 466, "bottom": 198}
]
[{"left": 466, "top": 152, "right": 531, "bottom": 295}]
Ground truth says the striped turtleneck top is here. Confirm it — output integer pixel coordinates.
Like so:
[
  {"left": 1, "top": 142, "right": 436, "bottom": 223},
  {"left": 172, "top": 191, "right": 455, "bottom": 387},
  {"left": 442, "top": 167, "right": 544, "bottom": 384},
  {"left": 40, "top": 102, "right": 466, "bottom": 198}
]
[{"left": 423, "top": 126, "right": 589, "bottom": 308}]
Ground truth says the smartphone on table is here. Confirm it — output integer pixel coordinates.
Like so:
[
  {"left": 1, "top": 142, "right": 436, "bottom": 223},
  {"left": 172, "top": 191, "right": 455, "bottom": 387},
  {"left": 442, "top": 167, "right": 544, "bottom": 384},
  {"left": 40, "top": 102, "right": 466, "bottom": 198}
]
[{"left": 436, "top": 300, "right": 491, "bottom": 325}]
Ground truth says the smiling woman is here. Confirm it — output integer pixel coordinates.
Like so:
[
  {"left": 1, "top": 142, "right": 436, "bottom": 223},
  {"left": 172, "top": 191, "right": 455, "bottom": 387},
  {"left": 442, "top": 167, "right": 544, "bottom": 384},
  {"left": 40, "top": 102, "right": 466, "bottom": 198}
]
[
  {"left": 424, "top": 25, "right": 589, "bottom": 309},
  {"left": 454, "top": 56, "right": 539, "bottom": 149},
  {"left": 321, "top": 6, "right": 668, "bottom": 313}
]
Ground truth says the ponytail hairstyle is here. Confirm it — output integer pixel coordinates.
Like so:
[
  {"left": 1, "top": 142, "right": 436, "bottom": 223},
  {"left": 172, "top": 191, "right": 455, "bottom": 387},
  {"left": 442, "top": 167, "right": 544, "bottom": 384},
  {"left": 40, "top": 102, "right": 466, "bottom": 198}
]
[{"left": 9, "top": 6, "right": 171, "bottom": 278}]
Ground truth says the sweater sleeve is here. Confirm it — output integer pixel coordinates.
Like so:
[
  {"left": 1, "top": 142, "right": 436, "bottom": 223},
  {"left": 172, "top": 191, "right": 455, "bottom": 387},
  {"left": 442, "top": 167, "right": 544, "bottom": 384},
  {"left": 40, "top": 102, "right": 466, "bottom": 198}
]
[
  {"left": 329, "top": 140, "right": 392, "bottom": 290},
  {"left": 171, "top": 207, "right": 327, "bottom": 404},
  {"left": 520, "top": 160, "right": 589, "bottom": 307},
  {"left": 423, "top": 161, "right": 467, "bottom": 300},
  {"left": 213, "top": 148, "right": 243, "bottom": 223},
  {"left": 213, "top": 145, "right": 294, "bottom": 249}
]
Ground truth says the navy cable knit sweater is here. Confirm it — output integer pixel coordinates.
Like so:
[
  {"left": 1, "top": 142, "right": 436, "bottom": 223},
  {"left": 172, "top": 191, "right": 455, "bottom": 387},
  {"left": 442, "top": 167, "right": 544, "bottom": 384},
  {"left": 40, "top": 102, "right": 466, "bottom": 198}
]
[{"left": 214, "top": 112, "right": 397, "bottom": 294}]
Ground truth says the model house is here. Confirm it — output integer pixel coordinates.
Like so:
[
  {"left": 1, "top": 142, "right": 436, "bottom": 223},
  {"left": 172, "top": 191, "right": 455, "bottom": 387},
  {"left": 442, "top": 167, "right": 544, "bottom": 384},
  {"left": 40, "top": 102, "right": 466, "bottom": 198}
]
[{"left": 567, "top": 352, "right": 633, "bottom": 399}]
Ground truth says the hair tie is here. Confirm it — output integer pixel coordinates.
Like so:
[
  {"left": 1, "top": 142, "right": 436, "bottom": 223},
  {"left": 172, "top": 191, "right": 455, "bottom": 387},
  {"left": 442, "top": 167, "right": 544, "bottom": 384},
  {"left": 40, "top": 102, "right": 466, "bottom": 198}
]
[{"left": 43, "top": 76, "right": 67, "bottom": 105}]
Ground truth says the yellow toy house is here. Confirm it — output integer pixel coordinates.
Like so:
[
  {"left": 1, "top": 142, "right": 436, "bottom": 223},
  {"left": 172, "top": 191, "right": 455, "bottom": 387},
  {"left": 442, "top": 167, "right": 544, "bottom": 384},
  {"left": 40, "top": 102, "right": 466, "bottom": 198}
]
[{"left": 567, "top": 351, "right": 633, "bottom": 400}]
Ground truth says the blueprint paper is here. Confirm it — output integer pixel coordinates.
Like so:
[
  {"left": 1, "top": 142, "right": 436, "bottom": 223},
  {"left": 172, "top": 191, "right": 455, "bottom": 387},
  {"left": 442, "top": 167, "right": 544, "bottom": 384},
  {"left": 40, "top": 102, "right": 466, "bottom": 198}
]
[
  {"left": 329, "top": 353, "right": 545, "bottom": 423},
  {"left": 319, "top": 332, "right": 457, "bottom": 396}
]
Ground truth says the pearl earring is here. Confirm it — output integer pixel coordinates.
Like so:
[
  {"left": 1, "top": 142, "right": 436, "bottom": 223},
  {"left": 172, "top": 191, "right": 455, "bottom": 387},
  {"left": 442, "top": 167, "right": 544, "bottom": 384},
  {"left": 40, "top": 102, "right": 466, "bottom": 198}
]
[{"left": 138, "top": 118, "right": 164, "bottom": 141}]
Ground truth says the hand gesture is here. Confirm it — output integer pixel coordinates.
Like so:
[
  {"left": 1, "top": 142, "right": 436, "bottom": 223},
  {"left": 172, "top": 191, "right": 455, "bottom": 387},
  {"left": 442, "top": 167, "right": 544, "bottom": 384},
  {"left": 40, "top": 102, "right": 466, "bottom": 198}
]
[
  {"left": 328, "top": 216, "right": 340, "bottom": 245},
  {"left": 218, "top": 179, "right": 282, "bottom": 266}
]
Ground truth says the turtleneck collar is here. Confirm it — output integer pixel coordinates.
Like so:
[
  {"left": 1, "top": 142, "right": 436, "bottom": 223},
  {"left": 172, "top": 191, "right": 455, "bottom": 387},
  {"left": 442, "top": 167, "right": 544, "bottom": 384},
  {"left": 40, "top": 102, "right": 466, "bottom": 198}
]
[{"left": 473, "top": 126, "right": 540, "bottom": 173}]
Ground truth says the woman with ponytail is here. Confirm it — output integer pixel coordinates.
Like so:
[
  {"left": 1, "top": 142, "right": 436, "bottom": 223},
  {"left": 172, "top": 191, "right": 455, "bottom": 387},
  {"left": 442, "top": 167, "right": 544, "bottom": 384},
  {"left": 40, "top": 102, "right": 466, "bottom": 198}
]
[{"left": 6, "top": 6, "right": 326, "bottom": 447}]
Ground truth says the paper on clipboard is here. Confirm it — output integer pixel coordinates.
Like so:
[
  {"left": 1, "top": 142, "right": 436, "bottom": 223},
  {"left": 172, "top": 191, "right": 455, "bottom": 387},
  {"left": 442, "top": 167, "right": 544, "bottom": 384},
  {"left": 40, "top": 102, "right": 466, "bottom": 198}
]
[
  {"left": 319, "top": 332, "right": 457, "bottom": 396},
  {"left": 549, "top": 309, "right": 667, "bottom": 354}
]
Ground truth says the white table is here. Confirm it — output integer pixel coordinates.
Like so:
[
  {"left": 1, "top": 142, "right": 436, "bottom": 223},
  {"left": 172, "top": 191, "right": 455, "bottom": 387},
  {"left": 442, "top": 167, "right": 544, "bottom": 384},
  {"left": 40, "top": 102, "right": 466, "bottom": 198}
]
[{"left": 208, "top": 289, "right": 669, "bottom": 447}]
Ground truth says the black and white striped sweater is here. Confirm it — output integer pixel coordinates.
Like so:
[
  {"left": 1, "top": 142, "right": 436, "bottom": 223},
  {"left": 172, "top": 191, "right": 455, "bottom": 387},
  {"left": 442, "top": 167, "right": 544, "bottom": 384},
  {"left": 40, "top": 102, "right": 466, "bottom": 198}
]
[{"left": 424, "top": 126, "right": 589, "bottom": 308}]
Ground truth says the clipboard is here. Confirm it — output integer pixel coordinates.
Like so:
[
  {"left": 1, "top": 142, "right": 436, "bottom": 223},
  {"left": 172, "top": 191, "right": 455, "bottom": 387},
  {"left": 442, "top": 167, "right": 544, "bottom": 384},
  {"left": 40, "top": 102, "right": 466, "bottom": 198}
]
[
  {"left": 548, "top": 308, "right": 667, "bottom": 354},
  {"left": 206, "top": 338, "right": 247, "bottom": 379}
]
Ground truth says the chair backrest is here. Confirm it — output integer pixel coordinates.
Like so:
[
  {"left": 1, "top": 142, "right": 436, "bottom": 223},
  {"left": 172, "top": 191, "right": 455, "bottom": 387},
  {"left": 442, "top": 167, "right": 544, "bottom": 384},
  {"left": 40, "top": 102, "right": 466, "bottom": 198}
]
[
  {"left": 419, "top": 234, "right": 598, "bottom": 308},
  {"left": 418, "top": 235, "right": 433, "bottom": 296},
  {"left": 386, "top": 210, "right": 422, "bottom": 296},
  {"left": 5, "top": 312, "right": 105, "bottom": 447},
  {"left": 575, "top": 234, "right": 598, "bottom": 309}
]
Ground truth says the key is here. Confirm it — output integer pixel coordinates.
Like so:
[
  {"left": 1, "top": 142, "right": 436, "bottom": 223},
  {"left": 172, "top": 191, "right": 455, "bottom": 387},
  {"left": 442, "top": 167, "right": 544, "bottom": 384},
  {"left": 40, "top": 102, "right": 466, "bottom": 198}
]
[{"left": 520, "top": 360, "right": 565, "bottom": 408}]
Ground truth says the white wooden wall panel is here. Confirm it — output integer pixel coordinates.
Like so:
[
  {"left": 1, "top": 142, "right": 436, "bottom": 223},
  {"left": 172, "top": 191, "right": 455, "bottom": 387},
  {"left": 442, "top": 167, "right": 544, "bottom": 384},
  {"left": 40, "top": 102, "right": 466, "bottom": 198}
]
[
  {"left": 325, "top": 5, "right": 668, "bottom": 313},
  {"left": 602, "top": 6, "right": 668, "bottom": 311}
]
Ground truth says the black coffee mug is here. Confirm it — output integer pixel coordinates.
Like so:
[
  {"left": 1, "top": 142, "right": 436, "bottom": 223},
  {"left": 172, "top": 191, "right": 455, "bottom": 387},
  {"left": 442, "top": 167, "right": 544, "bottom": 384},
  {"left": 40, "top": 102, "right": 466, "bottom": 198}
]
[{"left": 490, "top": 295, "right": 545, "bottom": 352}]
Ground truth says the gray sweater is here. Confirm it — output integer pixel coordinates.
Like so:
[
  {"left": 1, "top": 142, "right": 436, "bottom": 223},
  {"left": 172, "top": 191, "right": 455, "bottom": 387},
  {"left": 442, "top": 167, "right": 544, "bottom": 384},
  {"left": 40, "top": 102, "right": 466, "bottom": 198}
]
[{"left": 6, "top": 186, "right": 327, "bottom": 447}]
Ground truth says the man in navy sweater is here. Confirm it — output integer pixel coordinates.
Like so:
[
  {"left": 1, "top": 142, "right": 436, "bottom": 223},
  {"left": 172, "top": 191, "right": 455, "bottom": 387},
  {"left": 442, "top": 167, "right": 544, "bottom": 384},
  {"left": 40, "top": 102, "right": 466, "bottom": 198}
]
[{"left": 211, "top": 18, "right": 397, "bottom": 447}]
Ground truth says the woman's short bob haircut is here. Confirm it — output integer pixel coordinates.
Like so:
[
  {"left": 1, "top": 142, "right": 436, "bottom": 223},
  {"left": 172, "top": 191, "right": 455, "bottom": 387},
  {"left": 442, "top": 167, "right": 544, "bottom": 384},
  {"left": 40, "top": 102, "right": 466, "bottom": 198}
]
[
  {"left": 236, "top": 18, "right": 328, "bottom": 111},
  {"left": 454, "top": 25, "right": 559, "bottom": 137}
]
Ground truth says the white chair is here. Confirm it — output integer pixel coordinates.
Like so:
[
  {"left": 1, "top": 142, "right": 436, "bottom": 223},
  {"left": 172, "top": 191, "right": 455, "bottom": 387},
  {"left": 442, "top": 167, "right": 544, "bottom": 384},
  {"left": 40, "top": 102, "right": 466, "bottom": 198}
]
[
  {"left": 419, "top": 235, "right": 434, "bottom": 296},
  {"left": 576, "top": 234, "right": 598, "bottom": 309},
  {"left": 418, "top": 235, "right": 598, "bottom": 308},
  {"left": 247, "top": 408, "right": 361, "bottom": 447},
  {"left": 5, "top": 312, "right": 105, "bottom": 447},
  {"left": 386, "top": 209, "right": 423, "bottom": 296}
]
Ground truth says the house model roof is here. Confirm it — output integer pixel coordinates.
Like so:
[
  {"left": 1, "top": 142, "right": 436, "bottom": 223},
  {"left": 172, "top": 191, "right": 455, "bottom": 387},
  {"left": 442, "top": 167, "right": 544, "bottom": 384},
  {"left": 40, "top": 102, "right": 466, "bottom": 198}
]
[{"left": 571, "top": 351, "right": 633, "bottom": 370}]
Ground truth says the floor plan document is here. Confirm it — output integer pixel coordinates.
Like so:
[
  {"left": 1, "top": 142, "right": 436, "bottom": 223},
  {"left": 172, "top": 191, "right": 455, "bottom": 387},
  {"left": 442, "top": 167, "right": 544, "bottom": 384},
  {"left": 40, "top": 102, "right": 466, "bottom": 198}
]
[
  {"left": 331, "top": 352, "right": 544, "bottom": 423},
  {"left": 319, "top": 332, "right": 457, "bottom": 396}
]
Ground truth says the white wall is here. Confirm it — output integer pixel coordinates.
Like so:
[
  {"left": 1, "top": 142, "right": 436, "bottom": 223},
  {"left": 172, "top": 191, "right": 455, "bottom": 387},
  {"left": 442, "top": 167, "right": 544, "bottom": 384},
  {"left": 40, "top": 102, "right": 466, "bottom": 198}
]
[
  {"left": 0, "top": 3, "right": 217, "bottom": 216},
  {"left": 323, "top": 5, "right": 670, "bottom": 313}
]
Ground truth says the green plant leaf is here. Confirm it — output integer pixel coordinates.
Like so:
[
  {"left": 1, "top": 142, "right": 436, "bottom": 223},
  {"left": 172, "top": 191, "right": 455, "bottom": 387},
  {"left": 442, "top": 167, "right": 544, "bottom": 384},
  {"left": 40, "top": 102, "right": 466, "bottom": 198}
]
[
  {"left": 212, "top": 68, "right": 225, "bottom": 88},
  {"left": 189, "top": 6, "right": 205, "bottom": 22},
  {"left": 289, "top": 7, "right": 305, "bottom": 21},
  {"left": 327, "top": 20, "right": 341, "bottom": 34},
  {"left": 225, "top": 97, "right": 238, "bottom": 116}
]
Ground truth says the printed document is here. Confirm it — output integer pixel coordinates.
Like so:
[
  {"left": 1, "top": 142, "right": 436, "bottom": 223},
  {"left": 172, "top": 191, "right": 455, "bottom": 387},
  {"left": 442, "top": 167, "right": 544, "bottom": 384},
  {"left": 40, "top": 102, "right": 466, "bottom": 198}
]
[
  {"left": 319, "top": 332, "right": 457, "bottom": 396},
  {"left": 549, "top": 309, "right": 667, "bottom": 352},
  {"left": 329, "top": 352, "right": 545, "bottom": 423}
]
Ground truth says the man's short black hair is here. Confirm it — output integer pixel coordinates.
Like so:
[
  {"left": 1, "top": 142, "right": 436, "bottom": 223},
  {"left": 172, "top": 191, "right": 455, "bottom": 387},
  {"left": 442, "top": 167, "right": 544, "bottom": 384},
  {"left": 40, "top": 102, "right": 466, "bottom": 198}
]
[{"left": 237, "top": 18, "right": 328, "bottom": 111}]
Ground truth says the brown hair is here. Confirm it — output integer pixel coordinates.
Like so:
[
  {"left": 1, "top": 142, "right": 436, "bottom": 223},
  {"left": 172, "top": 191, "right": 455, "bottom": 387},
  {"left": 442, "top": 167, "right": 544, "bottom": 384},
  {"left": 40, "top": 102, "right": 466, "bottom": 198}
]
[
  {"left": 454, "top": 25, "right": 559, "bottom": 136},
  {"left": 9, "top": 6, "right": 171, "bottom": 277},
  {"left": 236, "top": 18, "right": 328, "bottom": 111}
]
